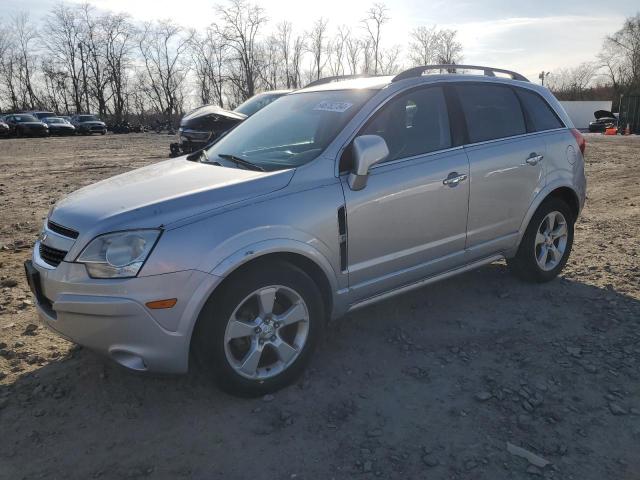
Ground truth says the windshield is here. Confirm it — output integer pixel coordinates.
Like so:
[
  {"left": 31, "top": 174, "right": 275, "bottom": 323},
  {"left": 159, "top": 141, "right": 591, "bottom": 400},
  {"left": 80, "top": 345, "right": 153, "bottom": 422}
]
[
  {"left": 234, "top": 93, "right": 285, "bottom": 117},
  {"left": 78, "top": 115, "right": 98, "bottom": 122},
  {"left": 204, "top": 89, "right": 376, "bottom": 171},
  {"left": 45, "top": 118, "right": 64, "bottom": 124},
  {"left": 15, "top": 115, "right": 38, "bottom": 122}
]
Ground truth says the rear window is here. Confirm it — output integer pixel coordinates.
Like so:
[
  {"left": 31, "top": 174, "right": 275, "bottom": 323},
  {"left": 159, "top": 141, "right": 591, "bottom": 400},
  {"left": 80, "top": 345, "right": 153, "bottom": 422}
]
[
  {"left": 456, "top": 84, "right": 525, "bottom": 143},
  {"left": 516, "top": 89, "right": 564, "bottom": 132}
]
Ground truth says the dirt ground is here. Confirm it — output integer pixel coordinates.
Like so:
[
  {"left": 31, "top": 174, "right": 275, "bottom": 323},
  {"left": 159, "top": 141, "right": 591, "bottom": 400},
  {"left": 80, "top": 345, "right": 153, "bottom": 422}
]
[{"left": 0, "top": 133, "right": 639, "bottom": 480}]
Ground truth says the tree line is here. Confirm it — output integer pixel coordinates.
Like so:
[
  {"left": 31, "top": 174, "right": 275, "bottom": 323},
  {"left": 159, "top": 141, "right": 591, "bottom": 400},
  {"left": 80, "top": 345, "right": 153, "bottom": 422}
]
[
  {"left": 546, "top": 13, "right": 640, "bottom": 105},
  {"left": 0, "top": 1, "right": 463, "bottom": 124}
]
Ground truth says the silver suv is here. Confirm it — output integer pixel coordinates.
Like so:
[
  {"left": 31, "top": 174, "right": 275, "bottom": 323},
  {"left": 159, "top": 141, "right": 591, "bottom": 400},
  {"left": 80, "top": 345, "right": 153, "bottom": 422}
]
[{"left": 25, "top": 65, "right": 586, "bottom": 396}]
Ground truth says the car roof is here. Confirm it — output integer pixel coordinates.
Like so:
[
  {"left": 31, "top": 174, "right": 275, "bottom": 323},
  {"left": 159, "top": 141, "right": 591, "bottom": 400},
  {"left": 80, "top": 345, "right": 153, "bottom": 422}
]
[{"left": 298, "top": 66, "right": 534, "bottom": 93}]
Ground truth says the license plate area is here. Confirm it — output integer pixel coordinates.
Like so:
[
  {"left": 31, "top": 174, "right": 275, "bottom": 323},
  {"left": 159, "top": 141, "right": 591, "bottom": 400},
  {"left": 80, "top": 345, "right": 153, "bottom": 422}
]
[{"left": 24, "top": 260, "right": 47, "bottom": 305}]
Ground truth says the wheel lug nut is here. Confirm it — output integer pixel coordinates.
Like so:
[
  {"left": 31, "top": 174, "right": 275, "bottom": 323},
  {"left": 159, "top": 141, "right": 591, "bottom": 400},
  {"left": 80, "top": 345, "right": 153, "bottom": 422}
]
[
  {"left": 259, "top": 339, "right": 264, "bottom": 345},
  {"left": 254, "top": 327, "right": 262, "bottom": 334},
  {"left": 270, "top": 335, "right": 276, "bottom": 341},
  {"left": 274, "top": 322, "right": 280, "bottom": 328}
]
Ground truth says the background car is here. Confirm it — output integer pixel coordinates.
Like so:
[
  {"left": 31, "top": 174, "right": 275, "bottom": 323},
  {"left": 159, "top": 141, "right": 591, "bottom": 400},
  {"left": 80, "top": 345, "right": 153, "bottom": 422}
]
[
  {"left": 27, "top": 111, "right": 56, "bottom": 120},
  {"left": 171, "top": 90, "right": 291, "bottom": 156},
  {"left": 0, "top": 117, "right": 9, "bottom": 137},
  {"left": 588, "top": 109, "right": 618, "bottom": 132},
  {"left": 71, "top": 114, "right": 107, "bottom": 135},
  {"left": 43, "top": 117, "right": 76, "bottom": 136},
  {"left": 4, "top": 114, "right": 49, "bottom": 137}
]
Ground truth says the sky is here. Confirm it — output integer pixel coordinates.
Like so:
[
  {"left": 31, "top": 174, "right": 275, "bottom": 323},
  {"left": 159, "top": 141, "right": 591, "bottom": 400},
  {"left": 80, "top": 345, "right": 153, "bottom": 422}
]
[{"left": 2, "top": 0, "right": 639, "bottom": 83}]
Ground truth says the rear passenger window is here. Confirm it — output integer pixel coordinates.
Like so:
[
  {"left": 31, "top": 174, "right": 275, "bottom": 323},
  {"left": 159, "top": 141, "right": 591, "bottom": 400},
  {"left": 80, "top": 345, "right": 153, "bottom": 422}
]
[
  {"left": 516, "top": 89, "right": 564, "bottom": 132},
  {"left": 360, "top": 86, "right": 451, "bottom": 163},
  {"left": 456, "top": 84, "right": 525, "bottom": 143}
]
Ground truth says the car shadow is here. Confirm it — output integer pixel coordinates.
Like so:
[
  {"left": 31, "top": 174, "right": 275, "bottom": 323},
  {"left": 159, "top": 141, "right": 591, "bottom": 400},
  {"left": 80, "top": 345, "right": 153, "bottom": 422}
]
[{"left": 1, "top": 262, "right": 639, "bottom": 479}]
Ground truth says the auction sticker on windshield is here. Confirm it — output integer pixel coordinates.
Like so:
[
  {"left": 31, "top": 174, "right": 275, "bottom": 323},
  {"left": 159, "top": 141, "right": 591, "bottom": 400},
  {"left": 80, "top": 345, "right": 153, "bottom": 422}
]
[{"left": 313, "top": 101, "right": 353, "bottom": 113}]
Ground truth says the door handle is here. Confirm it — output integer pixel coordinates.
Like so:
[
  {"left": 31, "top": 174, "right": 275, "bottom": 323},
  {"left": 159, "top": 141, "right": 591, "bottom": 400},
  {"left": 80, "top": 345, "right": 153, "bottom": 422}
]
[
  {"left": 443, "top": 172, "right": 468, "bottom": 187},
  {"left": 526, "top": 153, "right": 544, "bottom": 166}
]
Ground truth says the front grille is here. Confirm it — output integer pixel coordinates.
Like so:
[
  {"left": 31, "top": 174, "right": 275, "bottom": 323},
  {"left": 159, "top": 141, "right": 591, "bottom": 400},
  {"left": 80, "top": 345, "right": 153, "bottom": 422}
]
[
  {"left": 39, "top": 244, "right": 67, "bottom": 267},
  {"left": 47, "top": 220, "right": 78, "bottom": 239}
]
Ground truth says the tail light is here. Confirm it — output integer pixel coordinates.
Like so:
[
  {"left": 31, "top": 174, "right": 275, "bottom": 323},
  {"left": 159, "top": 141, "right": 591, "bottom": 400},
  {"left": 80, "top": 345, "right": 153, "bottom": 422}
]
[{"left": 570, "top": 129, "right": 586, "bottom": 155}]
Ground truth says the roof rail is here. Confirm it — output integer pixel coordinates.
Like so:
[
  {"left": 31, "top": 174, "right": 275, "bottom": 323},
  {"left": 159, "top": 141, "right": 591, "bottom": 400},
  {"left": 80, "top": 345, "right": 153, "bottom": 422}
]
[
  {"left": 392, "top": 64, "right": 529, "bottom": 83},
  {"left": 304, "top": 74, "right": 375, "bottom": 88}
]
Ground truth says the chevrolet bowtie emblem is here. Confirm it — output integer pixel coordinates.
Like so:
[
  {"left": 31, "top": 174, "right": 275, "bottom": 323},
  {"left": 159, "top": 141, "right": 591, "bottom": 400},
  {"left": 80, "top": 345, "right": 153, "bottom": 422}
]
[{"left": 39, "top": 232, "right": 48, "bottom": 243}]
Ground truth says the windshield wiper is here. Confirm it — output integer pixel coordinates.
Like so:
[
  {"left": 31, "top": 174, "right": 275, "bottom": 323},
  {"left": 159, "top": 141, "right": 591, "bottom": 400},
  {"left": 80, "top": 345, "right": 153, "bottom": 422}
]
[{"left": 218, "top": 154, "right": 265, "bottom": 172}]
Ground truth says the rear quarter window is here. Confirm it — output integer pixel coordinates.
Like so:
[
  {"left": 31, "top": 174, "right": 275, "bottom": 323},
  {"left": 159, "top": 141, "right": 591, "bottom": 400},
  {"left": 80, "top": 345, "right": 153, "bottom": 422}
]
[
  {"left": 456, "top": 84, "right": 526, "bottom": 143},
  {"left": 516, "top": 89, "right": 564, "bottom": 132}
]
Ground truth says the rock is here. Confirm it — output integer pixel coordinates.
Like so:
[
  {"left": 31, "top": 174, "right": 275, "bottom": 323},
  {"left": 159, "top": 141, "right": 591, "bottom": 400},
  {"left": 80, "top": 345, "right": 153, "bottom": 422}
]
[
  {"left": 262, "top": 394, "right": 275, "bottom": 402},
  {"left": 22, "top": 324, "right": 39, "bottom": 336},
  {"left": 474, "top": 391, "right": 492, "bottom": 402},
  {"left": 506, "top": 442, "right": 551, "bottom": 468},
  {"left": 566, "top": 346, "right": 581, "bottom": 357},
  {"left": 464, "top": 459, "right": 478, "bottom": 470},
  {"left": 522, "top": 400, "right": 534, "bottom": 412},
  {"left": 422, "top": 454, "right": 439, "bottom": 467},
  {"left": 367, "top": 429, "right": 383, "bottom": 438},
  {"left": 363, "top": 461, "right": 373, "bottom": 473},
  {"left": 609, "top": 402, "right": 628, "bottom": 416},
  {"left": 526, "top": 465, "right": 542, "bottom": 476},
  {"left": 0, "top": 279, "right": 18, "bottom": 288},
  {"left": 0, "top": 371, "right": 6, "bottom": 381}
]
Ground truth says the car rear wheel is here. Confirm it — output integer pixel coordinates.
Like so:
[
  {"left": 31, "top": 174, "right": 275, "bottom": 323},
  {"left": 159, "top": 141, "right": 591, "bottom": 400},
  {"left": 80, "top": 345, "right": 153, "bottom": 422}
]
[
  {"left": 193, "top": 260, "right": 324, "bottom": 396},
  {"left": 507, "top": 197, "right": 575, "bottom": 282}
]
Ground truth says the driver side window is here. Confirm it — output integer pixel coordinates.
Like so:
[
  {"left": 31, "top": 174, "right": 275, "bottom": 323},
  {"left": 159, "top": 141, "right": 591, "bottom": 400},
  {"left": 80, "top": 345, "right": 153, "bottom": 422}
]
[{"left": 360, "top": 86, "right": 451, "bottom": 164}]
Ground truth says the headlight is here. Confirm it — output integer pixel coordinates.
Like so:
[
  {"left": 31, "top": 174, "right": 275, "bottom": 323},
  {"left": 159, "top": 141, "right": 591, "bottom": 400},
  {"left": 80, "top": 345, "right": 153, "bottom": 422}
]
[{"left": 76, "top": 230, "right": 161, "bottom": 278}]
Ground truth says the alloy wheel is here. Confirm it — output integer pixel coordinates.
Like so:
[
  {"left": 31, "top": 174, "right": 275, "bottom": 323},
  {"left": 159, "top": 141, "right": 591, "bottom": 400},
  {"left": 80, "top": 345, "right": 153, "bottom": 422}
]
[
  {"left": 223, "top": 285, "right": 309, "bottom": 380},
  {"left": 534, "top": 211, "right": 568, "bottom": 271}
]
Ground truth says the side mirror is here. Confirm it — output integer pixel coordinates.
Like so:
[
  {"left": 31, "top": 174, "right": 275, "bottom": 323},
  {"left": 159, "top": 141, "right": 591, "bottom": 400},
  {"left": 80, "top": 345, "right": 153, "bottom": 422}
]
[{"left": 348, "top": 135, "right": 389, "bottom": 191}]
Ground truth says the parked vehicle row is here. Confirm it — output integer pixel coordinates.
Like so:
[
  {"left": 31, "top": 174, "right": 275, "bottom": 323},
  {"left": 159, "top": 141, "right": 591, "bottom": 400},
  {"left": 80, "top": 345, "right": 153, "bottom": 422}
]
[{"left": 0, "top": 112, "right": 108, "bottom": 137}]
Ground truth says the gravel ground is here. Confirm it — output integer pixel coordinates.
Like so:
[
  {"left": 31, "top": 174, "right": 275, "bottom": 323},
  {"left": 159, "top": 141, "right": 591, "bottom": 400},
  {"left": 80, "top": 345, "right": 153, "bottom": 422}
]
[{"left": 0, "top": 133, "right": 639, "bottom": 480}]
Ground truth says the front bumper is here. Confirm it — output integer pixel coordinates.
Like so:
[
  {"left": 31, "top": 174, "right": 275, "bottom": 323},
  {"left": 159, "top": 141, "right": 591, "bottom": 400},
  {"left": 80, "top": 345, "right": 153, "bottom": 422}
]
[{"left": 26, "top": 253, "right": 222, "bottom": 373}]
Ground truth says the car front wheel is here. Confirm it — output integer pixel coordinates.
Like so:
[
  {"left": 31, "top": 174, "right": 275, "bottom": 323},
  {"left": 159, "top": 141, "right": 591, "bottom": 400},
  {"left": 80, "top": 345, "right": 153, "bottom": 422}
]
[
  {"left": 193, "top": 260, "right": 324, "bottom": 396},
  {"left": 508, "top": 197, "right": 575, "bottom": 282}
]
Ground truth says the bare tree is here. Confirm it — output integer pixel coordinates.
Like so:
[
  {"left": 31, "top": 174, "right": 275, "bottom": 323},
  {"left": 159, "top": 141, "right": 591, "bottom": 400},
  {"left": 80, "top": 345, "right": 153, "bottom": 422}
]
[
  {"left": 101, "top": 12, "right": 135, "bottom": 121},
  {"left": 13, "top": 12, "right": 40, "bottom": 108},
  {"left": 345, "top": 35, "right": 362, "bottom": 74},
  {"left": 361, "top": 3, "right": 389, "bottom": 75},
  {"left": 191, "top": 27, "right": 228, "bottom": 107},
  {"left": 434, "top": 29, "right": 462, "bottom": 65},
  {"left": 79, "top": 4, "right": 110, "bottom": 117},
  {"left": 327, "top": 26, "right": 349, "bottom": 76},
  {"left": 307, "top": 17, "right": 329, "bottom": 81},
  {"left": 600, "top": 13, "right": 640, "bottom": 93},
  {"left": 409, "top": 26, "right": 438, "bottom": 66},
  {"left": 547, "top": 63, "right": 597, "bottom": 100},
  {"left": 215, "top": 0, "right": 267, "bottom": 101},
  {"left": 138, "top": 20, "right": 193, "bottom": 127},
  {"left": 45, "top": 4, "right": 83, "bottom": 113},
  {"left": 380, "top": 44, "right": 402, "bottom": 74}
]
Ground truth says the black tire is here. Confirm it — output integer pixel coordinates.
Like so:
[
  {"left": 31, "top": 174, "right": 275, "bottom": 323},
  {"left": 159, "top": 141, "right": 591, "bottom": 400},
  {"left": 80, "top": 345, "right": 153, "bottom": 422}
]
[
  {"left": 507, "top": 197, "right": 575, "bottom": 283},
  {"left": 193, "top": 260, "right": 325, "bottom": 396}
]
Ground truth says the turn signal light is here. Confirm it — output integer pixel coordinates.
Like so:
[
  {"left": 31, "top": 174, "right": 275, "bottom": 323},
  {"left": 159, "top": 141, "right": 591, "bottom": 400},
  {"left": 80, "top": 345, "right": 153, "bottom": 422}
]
[{"left": 145, "top": 298, "right": 177, "bottom": 309}]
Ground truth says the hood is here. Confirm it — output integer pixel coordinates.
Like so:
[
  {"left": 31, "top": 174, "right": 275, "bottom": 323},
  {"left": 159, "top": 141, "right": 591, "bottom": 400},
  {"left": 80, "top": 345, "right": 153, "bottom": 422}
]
[
  {"left": 21, "top": 122, "right": 47, "bottom": 127},
  {"left": 594, "top": 110, "right": 615, "bottom": 120},
  {"left": 50, "top": 158, "right": 293, "bottom": 237},
  {"left": 181, "top": 105, "right": 246, "bottom": 131}
]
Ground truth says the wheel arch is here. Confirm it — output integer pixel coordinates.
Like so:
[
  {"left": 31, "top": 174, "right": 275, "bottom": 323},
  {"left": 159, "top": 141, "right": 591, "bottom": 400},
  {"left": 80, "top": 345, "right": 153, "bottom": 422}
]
[{"left": 510, "top": 183, "right": 581, "bottom": 257}]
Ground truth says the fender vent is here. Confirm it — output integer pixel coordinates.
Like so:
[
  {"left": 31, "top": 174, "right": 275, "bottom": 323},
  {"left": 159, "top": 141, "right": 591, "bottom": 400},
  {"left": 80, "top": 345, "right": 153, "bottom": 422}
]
[{"left": 338, "top": 206, "right": 347, "bottom": 272}]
